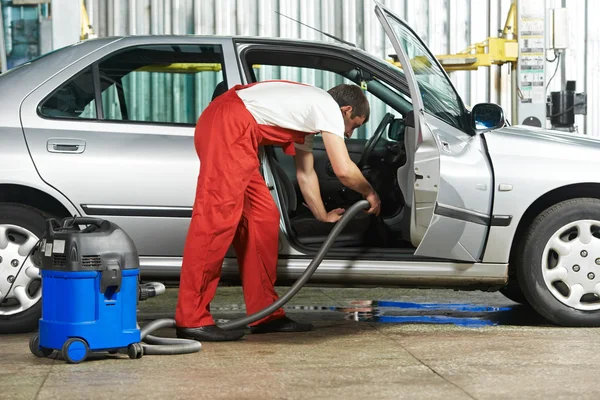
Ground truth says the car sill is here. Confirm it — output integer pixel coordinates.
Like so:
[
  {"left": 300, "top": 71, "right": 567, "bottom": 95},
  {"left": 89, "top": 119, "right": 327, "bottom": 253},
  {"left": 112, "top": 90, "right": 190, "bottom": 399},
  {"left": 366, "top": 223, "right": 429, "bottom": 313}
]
[{"left": 139, "top": 256, "right": 508, "bottom": 288}]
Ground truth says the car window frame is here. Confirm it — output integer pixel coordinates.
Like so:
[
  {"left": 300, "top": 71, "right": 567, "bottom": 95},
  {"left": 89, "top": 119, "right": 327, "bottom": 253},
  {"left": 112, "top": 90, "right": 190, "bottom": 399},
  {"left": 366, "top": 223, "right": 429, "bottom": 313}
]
[
  {"left": 36, "top": 42, "right": 230, "bottom": 129},
  {"left": 235, "top": 40, "right": 414, "bottom": 115},
  {"left": 376, "top": 7, "right": 473, "bottom": 134}
]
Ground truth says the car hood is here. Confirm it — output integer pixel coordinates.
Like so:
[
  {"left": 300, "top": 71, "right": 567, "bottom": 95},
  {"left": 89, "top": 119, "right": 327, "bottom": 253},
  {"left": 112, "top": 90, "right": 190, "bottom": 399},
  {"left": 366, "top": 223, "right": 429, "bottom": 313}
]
[{"left": 484, "top": 125, "right": 600, "bottom": 161}]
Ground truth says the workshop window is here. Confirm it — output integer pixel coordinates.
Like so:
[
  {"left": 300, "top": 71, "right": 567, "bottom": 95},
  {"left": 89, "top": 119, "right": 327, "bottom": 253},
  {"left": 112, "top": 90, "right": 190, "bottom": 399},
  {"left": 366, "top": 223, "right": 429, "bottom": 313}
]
[{"left": 96, "top": 44, "right": 227, "bottom": 125}]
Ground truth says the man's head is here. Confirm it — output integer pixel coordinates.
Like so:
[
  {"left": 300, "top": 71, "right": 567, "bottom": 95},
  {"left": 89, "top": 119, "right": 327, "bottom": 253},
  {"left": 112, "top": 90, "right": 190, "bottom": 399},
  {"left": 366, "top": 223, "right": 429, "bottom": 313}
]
[{"left": 327, "top": 84, "right": 370, "bottom": 138}]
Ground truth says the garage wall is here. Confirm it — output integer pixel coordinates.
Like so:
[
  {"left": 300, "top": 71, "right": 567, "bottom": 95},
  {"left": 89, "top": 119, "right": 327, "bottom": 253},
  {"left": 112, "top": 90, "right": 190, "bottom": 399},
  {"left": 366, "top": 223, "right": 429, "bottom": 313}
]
[{"left": 83, "top": 0, "right": 597, "bottom": 137}]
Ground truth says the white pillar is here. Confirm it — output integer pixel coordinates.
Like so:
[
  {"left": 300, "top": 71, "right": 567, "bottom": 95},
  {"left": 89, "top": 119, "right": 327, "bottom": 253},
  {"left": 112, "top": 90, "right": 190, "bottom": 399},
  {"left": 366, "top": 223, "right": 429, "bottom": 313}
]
[
  {"left": 51, "top": 0, "right": 81, "bottom": 50},
  {"left": 0, "top": 4, "right": 7, "bottom": 73}
]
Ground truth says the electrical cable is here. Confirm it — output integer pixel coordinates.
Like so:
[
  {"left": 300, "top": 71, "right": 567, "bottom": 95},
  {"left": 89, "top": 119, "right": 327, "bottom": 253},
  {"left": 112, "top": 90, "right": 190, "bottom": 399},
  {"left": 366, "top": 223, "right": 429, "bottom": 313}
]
[
  {"left": 546, "top": 52, "right": 561, "bottom": 93},
  {"left": 548, "top": 102, "right": 586, "bottom": 118}
]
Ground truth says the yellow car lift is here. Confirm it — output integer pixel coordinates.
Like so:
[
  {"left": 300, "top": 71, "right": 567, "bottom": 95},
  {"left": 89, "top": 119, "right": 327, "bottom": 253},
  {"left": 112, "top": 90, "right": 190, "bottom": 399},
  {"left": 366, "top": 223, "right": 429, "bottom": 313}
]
[
  {"left": 436, "top": 1, "right": 518, "bottom": 72},
  {"left": 389, "top": 0, "right": 518, "bottom": 73},
  {"left": 80, "top": 0, "right": 96, "bottom": 40}
]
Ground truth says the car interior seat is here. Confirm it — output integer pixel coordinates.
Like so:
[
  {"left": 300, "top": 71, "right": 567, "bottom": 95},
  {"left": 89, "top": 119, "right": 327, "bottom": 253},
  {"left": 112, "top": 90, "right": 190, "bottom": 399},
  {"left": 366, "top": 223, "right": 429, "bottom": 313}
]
[{"left": 268, "top": 153, "right": 372, "bottom": 248}]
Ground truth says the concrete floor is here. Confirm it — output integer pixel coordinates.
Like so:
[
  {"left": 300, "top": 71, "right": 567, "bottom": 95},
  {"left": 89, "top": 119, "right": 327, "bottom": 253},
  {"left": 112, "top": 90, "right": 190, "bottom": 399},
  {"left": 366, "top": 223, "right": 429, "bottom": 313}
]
[{"left": 3, "top": 286, "right": 600, "bottom": 400}]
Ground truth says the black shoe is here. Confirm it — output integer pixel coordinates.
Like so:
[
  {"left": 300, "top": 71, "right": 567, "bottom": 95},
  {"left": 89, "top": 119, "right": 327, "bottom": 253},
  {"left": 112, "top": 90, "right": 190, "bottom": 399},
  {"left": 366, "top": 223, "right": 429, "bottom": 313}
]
[
  {"left": 176, "top": 325, "right": 245, "bottom": 342},
  {"left": 250, "top": 316, "right": 314, "bottom": 334}
]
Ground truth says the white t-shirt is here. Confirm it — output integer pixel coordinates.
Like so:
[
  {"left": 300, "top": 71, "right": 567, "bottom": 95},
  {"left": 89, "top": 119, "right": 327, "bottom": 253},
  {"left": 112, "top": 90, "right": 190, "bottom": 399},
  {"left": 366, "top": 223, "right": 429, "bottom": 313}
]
[{"left": 236, "top": 81, "right": 345, "bottom": 152}]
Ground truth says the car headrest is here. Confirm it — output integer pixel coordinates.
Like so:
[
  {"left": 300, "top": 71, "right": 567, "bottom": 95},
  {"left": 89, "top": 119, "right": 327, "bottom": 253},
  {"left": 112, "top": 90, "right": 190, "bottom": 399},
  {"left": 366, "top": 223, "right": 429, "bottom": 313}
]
[{"left": 211, "top": 81, "right": 228, "bottom": 101}]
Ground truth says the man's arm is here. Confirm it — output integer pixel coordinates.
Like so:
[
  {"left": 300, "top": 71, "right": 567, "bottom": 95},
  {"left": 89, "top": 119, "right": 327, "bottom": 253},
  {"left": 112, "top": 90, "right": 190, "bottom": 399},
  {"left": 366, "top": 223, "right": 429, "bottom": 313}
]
[
  {"left": 321, "top": 131, "right": 381, "bottom": 215},
  {"left": 294, "top": 148, "right": 345, "bottom": 223}
]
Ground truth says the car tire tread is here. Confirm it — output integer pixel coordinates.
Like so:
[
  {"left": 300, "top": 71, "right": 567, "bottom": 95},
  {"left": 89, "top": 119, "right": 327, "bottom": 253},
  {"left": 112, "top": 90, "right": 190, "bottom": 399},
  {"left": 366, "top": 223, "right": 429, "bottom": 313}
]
[
  {"left": 0, "top": 202, "right": 54, "bottom": 334},
  {"left": 517, "top": 197, "right": 600, "bottom": 327}
]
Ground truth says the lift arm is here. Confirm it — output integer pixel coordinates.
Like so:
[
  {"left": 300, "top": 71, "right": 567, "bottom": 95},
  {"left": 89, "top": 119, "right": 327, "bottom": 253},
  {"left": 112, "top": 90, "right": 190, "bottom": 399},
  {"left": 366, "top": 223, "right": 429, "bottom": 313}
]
[
  {"left": 435, "top": 1, "right": 518, "bottom": 71},
  {"left": 387, "top": 1, "right": 518, "bottom": 73},
  {"left": 80, "top": 0, "right": 96, "bottom": 40}
]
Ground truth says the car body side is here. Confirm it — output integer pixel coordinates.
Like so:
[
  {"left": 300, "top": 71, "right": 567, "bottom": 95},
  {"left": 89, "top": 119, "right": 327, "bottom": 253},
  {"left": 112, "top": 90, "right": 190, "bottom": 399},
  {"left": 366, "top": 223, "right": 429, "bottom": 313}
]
[
  {"left": 483, "top": 126, "right": 600, "bottom": 264},
  {"left": 1, "top": 34, "right": 600, "bottom": 274}
]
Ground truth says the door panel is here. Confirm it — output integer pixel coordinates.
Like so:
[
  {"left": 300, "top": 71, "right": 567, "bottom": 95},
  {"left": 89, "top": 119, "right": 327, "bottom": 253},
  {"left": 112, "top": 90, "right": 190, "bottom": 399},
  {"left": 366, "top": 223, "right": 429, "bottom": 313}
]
[
  {"left": 375, "top": 1, "right": 493, "bottom": 261},
  {"left": 374, "top": 3, "right": 441, "bottom": 249},
  {"left": 414, "top": 115, "right": 493, "bottom": 261},
  {"left": 19, "top": 39, "right": 241, "bottom": 257}
]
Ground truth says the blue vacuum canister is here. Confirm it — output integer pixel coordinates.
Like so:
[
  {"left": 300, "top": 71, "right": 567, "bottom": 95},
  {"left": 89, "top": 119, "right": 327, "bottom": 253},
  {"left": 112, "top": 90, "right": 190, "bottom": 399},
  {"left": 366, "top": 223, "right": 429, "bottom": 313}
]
[{"left": 29, "top": 217, "right": 143, "bottom": 364}]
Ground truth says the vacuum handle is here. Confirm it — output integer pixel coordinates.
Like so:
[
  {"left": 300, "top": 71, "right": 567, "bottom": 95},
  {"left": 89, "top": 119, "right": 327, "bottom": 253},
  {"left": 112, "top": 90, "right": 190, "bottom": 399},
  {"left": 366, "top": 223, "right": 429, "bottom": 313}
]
[{"left": 63, "top": 217, "right": 111, "bottom": 232}]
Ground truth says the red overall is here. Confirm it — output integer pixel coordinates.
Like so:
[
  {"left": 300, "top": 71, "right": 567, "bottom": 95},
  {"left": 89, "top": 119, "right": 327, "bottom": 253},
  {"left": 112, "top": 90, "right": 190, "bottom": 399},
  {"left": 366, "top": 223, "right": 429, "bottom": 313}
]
[{"left": 175, "top": 81, "right": 310, "bottom": 328}]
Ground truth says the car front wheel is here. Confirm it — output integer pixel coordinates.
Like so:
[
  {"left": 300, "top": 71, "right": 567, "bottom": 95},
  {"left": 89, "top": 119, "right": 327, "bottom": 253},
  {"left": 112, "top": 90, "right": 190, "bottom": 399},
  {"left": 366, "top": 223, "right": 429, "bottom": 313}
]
[
  {"left": 517, "top": 198, "right": 600, "bottom": 326},
  {"left": 0, "top": 203, "right": 47, "bottom": 334}
]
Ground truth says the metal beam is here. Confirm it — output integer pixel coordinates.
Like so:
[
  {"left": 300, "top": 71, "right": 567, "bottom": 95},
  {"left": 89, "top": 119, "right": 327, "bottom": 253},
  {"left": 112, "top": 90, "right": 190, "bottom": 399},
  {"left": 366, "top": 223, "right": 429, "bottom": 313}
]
[
  {"left": 560, "top": 0, "right": 567, "bottom": 90},
  {"left": 584, "top": 0, "right": 588, "bottom": 135},
  {"left": 51, "top": 0, "right": 81, "bottom": 50},
  {"left": 0, "top": 3, "right": 6, "bottom": 73}
]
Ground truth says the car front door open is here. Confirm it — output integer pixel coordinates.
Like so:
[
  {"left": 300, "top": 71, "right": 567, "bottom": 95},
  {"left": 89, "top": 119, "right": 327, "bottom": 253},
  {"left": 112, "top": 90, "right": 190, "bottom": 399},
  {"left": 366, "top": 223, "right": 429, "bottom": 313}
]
[{"left": 374, "top": 2, "right": 494, "bottom": 262}]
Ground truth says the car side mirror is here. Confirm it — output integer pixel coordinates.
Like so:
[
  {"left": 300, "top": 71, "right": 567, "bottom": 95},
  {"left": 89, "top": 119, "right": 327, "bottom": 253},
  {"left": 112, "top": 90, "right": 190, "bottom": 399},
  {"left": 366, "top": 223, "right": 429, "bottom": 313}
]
[{"left": 471, "top": 103, "right": 505, "bottom": 132}]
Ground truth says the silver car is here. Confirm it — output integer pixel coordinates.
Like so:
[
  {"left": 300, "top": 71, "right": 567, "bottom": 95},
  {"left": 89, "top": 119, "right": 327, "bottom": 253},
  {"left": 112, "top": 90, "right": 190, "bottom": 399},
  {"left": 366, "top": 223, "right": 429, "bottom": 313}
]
[{"left": 1, "top": 2, "right": 599, "bottom": 333}]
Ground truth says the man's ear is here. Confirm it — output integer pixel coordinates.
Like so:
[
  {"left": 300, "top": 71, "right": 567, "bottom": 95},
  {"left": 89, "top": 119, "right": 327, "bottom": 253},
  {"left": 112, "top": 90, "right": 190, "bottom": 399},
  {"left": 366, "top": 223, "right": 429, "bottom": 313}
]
[{"left": 340, "top": 105, "right": 352, "bottom": 115}]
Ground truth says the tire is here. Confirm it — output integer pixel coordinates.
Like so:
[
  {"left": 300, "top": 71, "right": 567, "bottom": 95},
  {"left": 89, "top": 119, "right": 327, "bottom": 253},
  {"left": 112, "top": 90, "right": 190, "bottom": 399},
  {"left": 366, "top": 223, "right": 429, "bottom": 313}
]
[
  {"left": 0, "top": 203, "right": 52, "bottom": 334},
  {"left": 516, "top": 198, "right": 600, "bottom": 327},
  {"left": 499, "top": 280, "right": 529, "bottom": 305}
]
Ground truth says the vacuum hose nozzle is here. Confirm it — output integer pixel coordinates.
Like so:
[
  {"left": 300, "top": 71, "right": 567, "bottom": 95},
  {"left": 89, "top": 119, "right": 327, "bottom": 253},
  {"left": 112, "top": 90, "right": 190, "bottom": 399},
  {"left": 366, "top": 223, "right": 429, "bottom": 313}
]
[{"left": 138, "top": 282, "right": 166, "bottom": 302}]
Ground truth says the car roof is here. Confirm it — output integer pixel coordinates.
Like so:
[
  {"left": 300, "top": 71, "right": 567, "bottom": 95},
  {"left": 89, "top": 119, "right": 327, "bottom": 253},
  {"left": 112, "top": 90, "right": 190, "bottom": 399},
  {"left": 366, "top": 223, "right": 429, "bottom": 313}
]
[{"left": 107, "top": 34, "right": 357, "bottom": 50}]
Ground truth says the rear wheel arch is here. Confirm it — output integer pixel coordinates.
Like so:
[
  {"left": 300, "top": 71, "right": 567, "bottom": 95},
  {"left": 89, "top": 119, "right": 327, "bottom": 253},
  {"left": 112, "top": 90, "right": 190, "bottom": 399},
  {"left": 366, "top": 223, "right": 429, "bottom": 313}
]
[{"left": 0, "top": 184, "right": 74, "bottom": 220}]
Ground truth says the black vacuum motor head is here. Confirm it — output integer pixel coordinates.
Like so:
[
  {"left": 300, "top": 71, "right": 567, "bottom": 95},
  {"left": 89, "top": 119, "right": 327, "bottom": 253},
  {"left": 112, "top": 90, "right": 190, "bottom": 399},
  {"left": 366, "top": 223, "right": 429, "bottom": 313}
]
[{"left": 40, "top": 217, "right": 140, "bottom": 272}]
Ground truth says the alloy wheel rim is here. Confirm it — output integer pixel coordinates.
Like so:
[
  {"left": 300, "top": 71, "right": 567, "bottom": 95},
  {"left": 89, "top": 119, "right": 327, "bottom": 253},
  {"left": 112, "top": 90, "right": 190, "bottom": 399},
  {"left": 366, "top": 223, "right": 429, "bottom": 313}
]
[
  {"left": 0, "top": 224, "right": 42, "bottom": 316},
  {"left": 541, "top": 219, "right": 600, "bottom": 311}
]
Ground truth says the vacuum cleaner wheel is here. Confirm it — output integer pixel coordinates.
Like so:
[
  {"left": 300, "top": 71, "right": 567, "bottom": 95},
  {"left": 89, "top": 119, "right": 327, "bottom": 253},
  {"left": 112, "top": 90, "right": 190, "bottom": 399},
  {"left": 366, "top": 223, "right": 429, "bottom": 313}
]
[
  {"left": 29, "top": 334, "right": 54, "bottom": 358},
  {"left": 62, "top": 338, "right": 90, "bottom": 364}
]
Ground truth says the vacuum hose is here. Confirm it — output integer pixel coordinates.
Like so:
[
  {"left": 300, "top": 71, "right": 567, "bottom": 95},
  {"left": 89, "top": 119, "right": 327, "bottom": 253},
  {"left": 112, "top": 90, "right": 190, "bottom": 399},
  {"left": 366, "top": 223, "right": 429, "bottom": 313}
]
[
  {"left": 138, "top": 199, "right": 370, "bottom": 354},
  {"left": 220, "top": 199, "right": 370, "bottom": 330}
]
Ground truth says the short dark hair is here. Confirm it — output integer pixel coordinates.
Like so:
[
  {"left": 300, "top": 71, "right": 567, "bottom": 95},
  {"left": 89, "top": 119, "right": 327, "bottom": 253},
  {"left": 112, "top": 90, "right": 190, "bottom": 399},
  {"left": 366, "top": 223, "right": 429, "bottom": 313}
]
[{"left": 327, "top": 84, "right": 370, "bottom": 123}]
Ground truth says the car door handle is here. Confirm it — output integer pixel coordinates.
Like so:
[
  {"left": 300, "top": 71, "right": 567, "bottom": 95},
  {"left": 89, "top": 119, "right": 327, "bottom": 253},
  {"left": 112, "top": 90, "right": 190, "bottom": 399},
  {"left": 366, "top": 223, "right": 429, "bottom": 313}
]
[{"left": 47, "top": 138, "right": 86, "bottom": 154}]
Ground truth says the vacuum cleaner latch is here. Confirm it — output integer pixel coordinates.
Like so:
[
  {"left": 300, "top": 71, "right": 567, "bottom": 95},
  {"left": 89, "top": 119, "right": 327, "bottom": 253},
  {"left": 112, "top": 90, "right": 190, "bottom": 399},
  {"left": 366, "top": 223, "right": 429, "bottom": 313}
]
[{"left": 100, "top": 261, "right": 122, "bottom": 294}]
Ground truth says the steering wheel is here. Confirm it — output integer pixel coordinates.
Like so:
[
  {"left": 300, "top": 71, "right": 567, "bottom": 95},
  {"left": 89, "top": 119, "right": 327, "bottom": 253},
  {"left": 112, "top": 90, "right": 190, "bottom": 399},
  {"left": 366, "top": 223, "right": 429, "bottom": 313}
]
[{"left": 357, "top": 112, "right": 395, "bottom": 169}]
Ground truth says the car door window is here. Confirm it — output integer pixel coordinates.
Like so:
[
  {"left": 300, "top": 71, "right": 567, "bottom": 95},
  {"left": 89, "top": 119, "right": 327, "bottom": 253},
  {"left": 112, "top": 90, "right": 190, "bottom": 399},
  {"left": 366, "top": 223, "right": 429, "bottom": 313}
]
[
  {"left": 38, "top": 66, "right": 97, "bottom": 119},
  {"left": 383, "top": 12, "right": 467, "bottom": 130},
  {"left": 97, "top": 44, "right": 226, "bottom": 125},
  {"left": 39, "top": 44, "right": 227, "bottom": 126}
]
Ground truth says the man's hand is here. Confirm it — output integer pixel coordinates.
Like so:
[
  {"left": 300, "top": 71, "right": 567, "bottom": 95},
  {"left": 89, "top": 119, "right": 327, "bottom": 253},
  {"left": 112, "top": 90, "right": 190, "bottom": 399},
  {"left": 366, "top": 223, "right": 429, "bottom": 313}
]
[
  {"left": 323, "top": 208, "right": 345, "bottom": 223},
  {"left": 365, "top": 191, "right": 381, "bottom": 216}
]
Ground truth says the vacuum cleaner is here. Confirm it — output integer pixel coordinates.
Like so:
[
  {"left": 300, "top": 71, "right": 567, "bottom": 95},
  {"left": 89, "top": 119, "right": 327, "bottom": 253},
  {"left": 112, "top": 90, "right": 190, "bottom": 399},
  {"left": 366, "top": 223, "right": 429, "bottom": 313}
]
[{"left": 28, "top": 200, "right": 370, "bottom": 364}]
